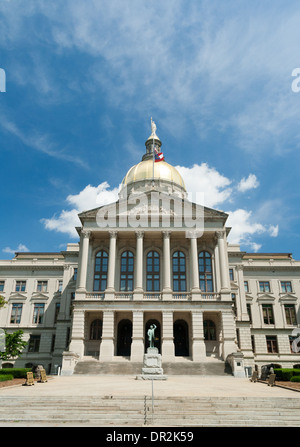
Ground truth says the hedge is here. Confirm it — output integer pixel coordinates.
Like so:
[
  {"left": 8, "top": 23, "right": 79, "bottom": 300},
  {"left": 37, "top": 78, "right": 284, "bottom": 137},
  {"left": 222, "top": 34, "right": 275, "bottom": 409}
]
[
  {"left": 0, "top": 368, "right": 32, "bottom": 379},
  {"left": 274, "top": 368, "right": 300, "bottom": 381},
  {"left": 291, "top": 376, "right": 300, "bottom": 383},
  {"left": 0, "top": 374, "right": 13, "bottom": 382}
]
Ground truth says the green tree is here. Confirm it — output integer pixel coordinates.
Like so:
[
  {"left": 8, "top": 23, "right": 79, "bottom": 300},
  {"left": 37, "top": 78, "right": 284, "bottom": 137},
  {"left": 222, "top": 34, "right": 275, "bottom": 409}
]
[
  {"left": 0, "top": 330, "right": 28, "bottom": 361},
  {"left": 0, "top": 295, "right": 7, "bottom": 308}
]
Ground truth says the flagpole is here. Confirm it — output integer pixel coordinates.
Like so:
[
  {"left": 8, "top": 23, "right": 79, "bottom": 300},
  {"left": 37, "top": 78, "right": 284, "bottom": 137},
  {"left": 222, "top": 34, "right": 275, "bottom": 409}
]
[{"left": 151, "top": 117, "right": 155, "bottom": 186}]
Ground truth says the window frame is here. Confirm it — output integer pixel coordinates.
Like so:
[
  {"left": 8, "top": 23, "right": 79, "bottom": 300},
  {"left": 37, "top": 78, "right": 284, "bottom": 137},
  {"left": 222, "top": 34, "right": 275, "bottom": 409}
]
[
  {"left": 262, "top": 303, "right": 275, "bottom": 325},
  {"left": 120, "top": 250, "right": 134, "bottom": 292},
  {"left": 93, "top": 250, "right": 108, "bottom": 292},
  {"left": 172, "top": 250, "right": 187, "bottom": 292},
  {"left": 10, "top": 303, "right": 23, "bottom": 324},
  {"left": 199, "top": 251, "right": 214, "bottom": 292},
  {"left": 15, "top": 280, "right": 26, "bottom": 292},
  {"left": 146, "top": 250, "right": 160, "bottom": 292},
  {"left": 32, "top": 303, "right": 45, "bottom": 324}
]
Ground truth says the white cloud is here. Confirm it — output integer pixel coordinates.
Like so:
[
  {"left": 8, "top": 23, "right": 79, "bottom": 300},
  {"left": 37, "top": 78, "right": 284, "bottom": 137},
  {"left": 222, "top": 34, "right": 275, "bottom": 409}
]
[
  {"left": 226, "top": 209, "right": 279, "bottom": 252},
  {"left": 41, "top": 182, "right": 120, "bottom": 238},
  {"left": 2, "top": 243, "right": 30, "bottom": 254},
  {"left": 237, "top": 174, "right": 259, "bottom": 192},
  {"left": 175, "top": 163, "right": 232, "bottom": 208}
]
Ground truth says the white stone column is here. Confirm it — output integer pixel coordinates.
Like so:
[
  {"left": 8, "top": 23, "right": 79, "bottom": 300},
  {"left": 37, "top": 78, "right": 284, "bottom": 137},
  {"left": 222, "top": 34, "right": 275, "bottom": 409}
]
[
  {"left": 77, "top": 230, "right": 91, "bottom": 291},
  {"left": 190, "top": 236, "right": 200, "bottom": 297},
  {"left": 216, "top": 231, "right": 230, "bottom": 293},
  {"left": 68, "top": 308, "right": 85, "bottom": 358},
  {"left": 131, "top": 311, "right": 144, "bottom": 362},
  {"left": 236, "top": 264, "right": 249, "bottom": 321},
  {"left": 162, "top": 231, "right": 172, "bottom": 298},
  {"left": 99, "top": 311, "right": 115, "bottom": 361},
  {"left": 221, "top": 310, "right": 237, "bottom": 360},
  {"left": 192, "top": 311, "right": 206, "bottom": 361},
  {"left": 106, "top": 230, "right": 118, "bottom": 293},
  {"left": 134, "top": 231, "right": 144, "bottom": 293},
  {"left": 161, "top": 311, "right": 174, "bottom": 360}
]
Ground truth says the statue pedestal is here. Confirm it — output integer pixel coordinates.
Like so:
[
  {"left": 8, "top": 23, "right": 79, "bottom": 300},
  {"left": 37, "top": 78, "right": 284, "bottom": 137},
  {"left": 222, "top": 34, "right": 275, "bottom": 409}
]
[{"left": 136, "top": 347, "right": 167, "bottom": 380}]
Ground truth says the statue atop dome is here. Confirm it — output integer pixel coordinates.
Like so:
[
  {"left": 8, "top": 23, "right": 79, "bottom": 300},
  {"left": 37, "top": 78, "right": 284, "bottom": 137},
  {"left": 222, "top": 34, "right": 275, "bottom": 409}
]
[{"left": 150, "top": 117, "right": 157, "bottom": 137}]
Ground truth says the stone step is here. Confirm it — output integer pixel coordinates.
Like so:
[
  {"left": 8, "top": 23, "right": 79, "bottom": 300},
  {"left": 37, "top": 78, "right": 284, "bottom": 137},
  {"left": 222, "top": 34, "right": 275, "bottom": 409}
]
[
  {"left": 0, "top": 395, "right": 299, "bottom": 426},
  {"left": 73, "top": 360, "right": 230, "bottom": 376}
]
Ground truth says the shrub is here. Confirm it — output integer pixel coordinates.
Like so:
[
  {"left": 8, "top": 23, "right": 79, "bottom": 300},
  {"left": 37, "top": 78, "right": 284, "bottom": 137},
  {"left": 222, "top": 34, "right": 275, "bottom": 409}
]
[
  {"left": 291, "top": 376, "right": 300, "bottom": 383},
  {"left": 0, "top": 374, "right": 13, "bottom": 382},
  {"left": 0, "top": 368, "right": 31, "bottom": 378},
  {"left": 274, "top": 368, "right": 300, "bottom": 381}
]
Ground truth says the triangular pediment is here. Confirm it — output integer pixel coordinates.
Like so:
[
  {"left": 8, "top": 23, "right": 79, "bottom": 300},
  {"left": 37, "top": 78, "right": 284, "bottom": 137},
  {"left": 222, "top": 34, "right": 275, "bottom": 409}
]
[
  {"left": 30, "top": 292, "right": 49, "bottom": 300},
  {"left": 279, "top": 293, "right": 298, "bottom": 302},
  {"left": 8, "top": 292, "right": 27, "bottom": 301},
  {"left": 78, "top": 190, "right": 228, "bottom": 227},
  {"left": 257, "top": 293, "right": 275, "bottom": 302}
]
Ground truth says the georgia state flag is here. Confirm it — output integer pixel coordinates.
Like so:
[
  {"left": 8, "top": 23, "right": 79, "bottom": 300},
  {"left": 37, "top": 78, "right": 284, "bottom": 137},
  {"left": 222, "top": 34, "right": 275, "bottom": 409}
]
[{"left": 154, "top": 147, "right": 164, "bottom": 162}]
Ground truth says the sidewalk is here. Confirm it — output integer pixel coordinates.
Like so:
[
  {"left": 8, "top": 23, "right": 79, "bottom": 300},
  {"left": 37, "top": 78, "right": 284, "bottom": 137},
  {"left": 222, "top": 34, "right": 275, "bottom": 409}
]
[{"left": 1, "top": 375, "right": 299, "bottom": 398}]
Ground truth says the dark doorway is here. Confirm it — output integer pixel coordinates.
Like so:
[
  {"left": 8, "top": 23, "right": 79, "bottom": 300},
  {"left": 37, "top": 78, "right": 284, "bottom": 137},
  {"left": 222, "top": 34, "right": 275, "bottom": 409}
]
[
  {"left": 174, "top": 320, "right": 189, "bottom": 356},
  {"left": 145, "top": 319, "right": 161, "bottom": 353},
  {"left": 117, "top": 319, "right": 132, "bottom": 356}
]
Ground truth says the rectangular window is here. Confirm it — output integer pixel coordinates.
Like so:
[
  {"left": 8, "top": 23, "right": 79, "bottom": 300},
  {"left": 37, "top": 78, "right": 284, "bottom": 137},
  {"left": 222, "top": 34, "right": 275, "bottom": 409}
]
[
  {"left": 15, "top": 281, "right": 26, "bottom": 292},
  {"left": 28, "top": 335, "right": 40, "bottom": 352},
  {"left": 51, "top": 334, "right": 56, "bottom": 352},
  {"left": 0, "top": 280, "right": 4, "bottom": 292},
  {"left": 281, "top": 281, "right": 292, "bottom": 293},
  {"left": 229, "top": 269, "right": 234, "bottom": 281},
  {"left": 247, "top": 303, "right": 252, "bottom": 324},
  {"left": 262, "top": 304, "right": 274, "bottom": 324},
  {"left": 232, "top": 293, "right": 237, "bottom": 316},
  {"left": 284, "top": 304, "right": 297, "bottom": 325},
  {"left": 244, "top": 281, "right": 249, "bottom": 292},
  {"left": 58, "top": 280, "right": 63, "bottom": 292},
  {"left": 73, "top": 268, "right": 78, "bottom": 281},
  {"left": 33, "top": 303, "right": 45, "bottom": 324},
  {"left": 259, "top": 281, "right": 270, "bottom": 293},
  {"left": 266, "top": 336, "right": 278, "bottom": 353},
  {"left": 37, "top": 281, "right": 48, "bottom": 292},
  {"left": 54, "top": 302, "right": 60, "bottom": 323},
  {"left": 10, "top": 303, "right": 23, "bottom": 324},
  {"left": 251, "top": 335, "right": 256, "bottom": 353}
]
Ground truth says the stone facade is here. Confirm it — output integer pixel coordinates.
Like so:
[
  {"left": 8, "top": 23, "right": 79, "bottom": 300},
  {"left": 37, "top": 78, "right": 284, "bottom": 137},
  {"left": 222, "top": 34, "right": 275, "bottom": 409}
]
[{"left": 0, "top": 132, "right": 299, "bottom": 376}]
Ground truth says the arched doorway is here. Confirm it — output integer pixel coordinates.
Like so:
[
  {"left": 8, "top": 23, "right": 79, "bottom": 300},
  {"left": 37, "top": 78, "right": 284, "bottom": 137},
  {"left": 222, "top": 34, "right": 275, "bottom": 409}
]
[
  {"left": 174, "top": 320, "right": 189, "bottom": 356},
  {"left": 145, "top": 319, "right": 161, "bottom": 353},
  {"left": 117, "top": 319, "right": 132, "bottom": 356}
]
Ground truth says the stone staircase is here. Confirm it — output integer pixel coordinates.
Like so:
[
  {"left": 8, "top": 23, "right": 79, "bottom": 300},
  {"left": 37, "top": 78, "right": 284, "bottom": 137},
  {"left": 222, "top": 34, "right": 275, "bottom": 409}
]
[
  {"left": 74, "top": 357, "right": 231, "bottom": 376},
  {"left": 0, "top": 395, "right": 299, "bottom": 426}
]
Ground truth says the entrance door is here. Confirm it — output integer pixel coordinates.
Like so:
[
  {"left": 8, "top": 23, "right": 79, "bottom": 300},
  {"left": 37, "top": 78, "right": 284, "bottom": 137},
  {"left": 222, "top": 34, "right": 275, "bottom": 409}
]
[
  {"left": 145, "top": 320, "right": 161, "bottom": 353},
  {"left": 174, "top": 320, "right": 189, "bottom": 356},
  {"left": 117, "top": 319, "right": 132, "bottom": 356}
]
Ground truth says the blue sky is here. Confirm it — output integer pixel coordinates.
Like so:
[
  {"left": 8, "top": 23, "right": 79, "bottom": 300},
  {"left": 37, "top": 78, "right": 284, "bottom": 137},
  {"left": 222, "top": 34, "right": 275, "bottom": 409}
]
[{"left": 1, "top": 0, "right": 300, "bottom": 258}]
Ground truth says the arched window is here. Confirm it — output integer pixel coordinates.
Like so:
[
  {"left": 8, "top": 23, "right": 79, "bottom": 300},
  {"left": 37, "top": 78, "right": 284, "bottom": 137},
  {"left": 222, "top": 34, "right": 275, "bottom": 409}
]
[
  {"left": 94, "top": 250, "right": 108, "bottom": 291},
  {"left": 199, "top": 251, "right": 213, "bottom": 292},
  {"left": 120, "top": 251, "right": 134, "bottom": 291},
  {"left": 203, "top": 319, "right": 216, "bottom": 340},
  {"left": 172, "top": 251, "right": 186, "bottom": 292},
  {"left": 146, "top": 251, "right": 160, "bottom": 291},
  {"left": 90, "top": 319, "right": 102, "bottom": 340}
]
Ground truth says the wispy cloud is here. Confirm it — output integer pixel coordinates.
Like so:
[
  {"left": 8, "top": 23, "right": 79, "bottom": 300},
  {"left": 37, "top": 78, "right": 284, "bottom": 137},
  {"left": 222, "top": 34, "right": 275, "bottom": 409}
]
[
  {"left": 0, "top": 113, "right": 89, "bottom": 168},
  {"left": 2, "top": 243, "right": 30, "bottom": 254}
]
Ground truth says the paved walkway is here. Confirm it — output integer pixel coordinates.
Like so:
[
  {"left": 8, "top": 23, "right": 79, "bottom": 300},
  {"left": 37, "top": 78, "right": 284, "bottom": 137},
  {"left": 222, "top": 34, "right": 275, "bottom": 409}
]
[{"left": 1, "top": 375, "right": 299, "bottom": 398}]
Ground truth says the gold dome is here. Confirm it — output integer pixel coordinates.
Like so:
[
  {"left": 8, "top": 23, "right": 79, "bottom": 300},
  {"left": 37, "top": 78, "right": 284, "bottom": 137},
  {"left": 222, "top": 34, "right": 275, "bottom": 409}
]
[{"left": 121, "top": 159, "right": 186, "bottom": 190}]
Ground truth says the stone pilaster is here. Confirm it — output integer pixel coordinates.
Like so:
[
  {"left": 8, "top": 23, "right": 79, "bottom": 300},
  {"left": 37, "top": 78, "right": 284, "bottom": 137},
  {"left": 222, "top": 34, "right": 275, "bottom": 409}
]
[
  {"left": 106, "top": 230, "right": 118, "bottom": 293},
  {"left": 162, "top": 231, "right": 172, "bottom": 299},
  {"left": 191, "top": 311, "right": 206, "bottom": 361},
  {"left": 99, "top": 311, "right": 115, "bottom": 361},
  {"left": 77, "top": 230, "right": 91, "bottom": 291},
  {"left": 161, "top": 311, "right": 174, "bottom": 360},
  {"left": 131, "top": 311, "right": 144, "bottom": 362},
  {"left": 68, "top": 308, "right": 85, "bottom": 358}
]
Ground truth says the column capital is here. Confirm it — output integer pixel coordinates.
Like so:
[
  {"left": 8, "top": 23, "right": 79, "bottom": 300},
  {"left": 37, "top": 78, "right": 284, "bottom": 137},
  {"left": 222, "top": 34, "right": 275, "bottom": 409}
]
[
  {"left": 108, "top": 230, "right": 118, "bottom": 239},
  {"left": 82, "top": 230, "right": 91, "bottom": 239},
  {"left": 135, "top": 230, "right": 145, "bottom": 239},
  {"left": 216, "top": 230, "right": 225, "bottom": 239},
  {"left": 162, "top": 230, "right": 171, "bottom": 239}
]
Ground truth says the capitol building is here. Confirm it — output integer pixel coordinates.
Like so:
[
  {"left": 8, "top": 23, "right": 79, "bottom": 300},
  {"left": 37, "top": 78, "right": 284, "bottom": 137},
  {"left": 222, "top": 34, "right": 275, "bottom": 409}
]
[{"left": 0, "top": 123, "right": 299, "bottom": 377}]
